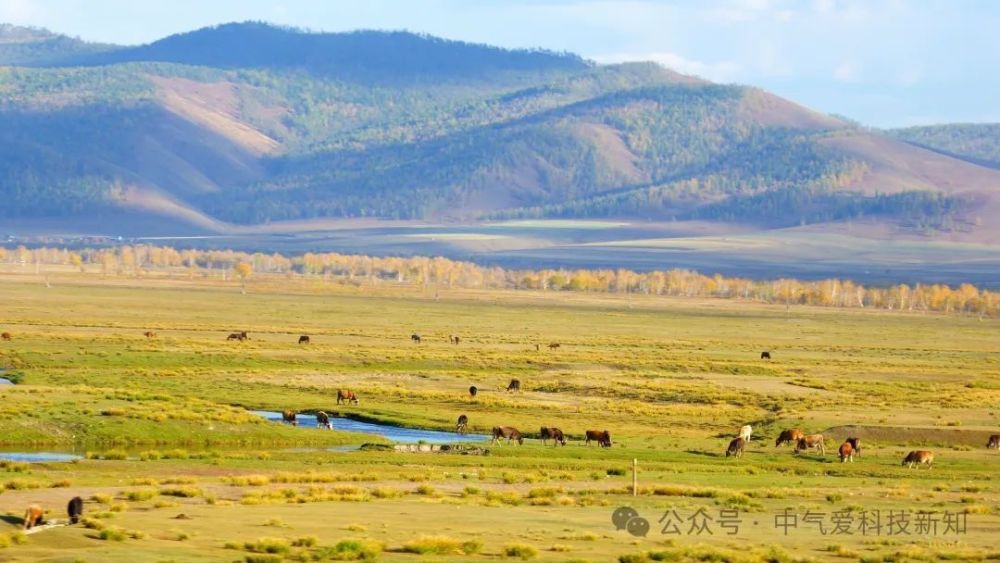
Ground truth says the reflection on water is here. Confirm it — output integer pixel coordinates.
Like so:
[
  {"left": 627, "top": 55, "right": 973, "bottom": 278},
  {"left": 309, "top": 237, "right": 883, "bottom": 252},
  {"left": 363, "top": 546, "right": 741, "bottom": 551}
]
[
  {"left": 251, "top": 411, "right": 490, "bottom": 444},
  {"left": 0, "top": 378, "right": 12, "bottom": 385}
]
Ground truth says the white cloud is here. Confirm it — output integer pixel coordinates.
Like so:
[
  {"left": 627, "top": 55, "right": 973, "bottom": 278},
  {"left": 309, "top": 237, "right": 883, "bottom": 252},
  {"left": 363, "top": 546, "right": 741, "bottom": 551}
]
[
  {"left": 593, "top": 51, "right": 741, "bottom": 82},
  {"left": 0, "top": 0, "right": 38, "bottom": 23},
  {"left": 833, "top": 61, "right": 859, "bottom": 82}
]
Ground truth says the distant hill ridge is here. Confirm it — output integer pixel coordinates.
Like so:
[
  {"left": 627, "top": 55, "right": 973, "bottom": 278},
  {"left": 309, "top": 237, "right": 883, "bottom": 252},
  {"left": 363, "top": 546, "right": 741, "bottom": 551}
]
[{"left": 0, "top": 21, "right": 998, "bottom": 239}]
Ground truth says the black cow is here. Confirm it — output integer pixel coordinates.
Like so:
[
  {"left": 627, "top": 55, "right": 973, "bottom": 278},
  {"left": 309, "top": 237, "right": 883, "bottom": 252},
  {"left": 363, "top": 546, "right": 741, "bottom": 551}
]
[{"left": 67, "top": 496, "right": 83, "bottom": 524}]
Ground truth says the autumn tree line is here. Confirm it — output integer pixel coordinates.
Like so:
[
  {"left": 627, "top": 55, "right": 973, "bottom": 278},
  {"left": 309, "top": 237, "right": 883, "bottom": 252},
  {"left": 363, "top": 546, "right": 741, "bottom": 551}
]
[{"left": 0, "top": 244, "right": 996, "bottom": 317}]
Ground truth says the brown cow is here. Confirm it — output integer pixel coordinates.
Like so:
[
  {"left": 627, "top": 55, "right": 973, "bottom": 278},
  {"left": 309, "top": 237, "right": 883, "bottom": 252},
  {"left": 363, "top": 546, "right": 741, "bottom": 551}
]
[
  {"left": 23, "top": 504, "right": 43, "bottom": 529},
  {"left": 844, "top": 437, "right": 861, "bottom": 457},
  {"left": 450, "top": 335, "right": 460, "bottom": 345},
  {"left": 726, "top": 437, "right": 746, "bottom": 458},
  {"left": 315, "top": 411, "right": 331, "bottom": 429},
  {"left": 775, "top": 429, "right": 805, "bottom": 447},
  {"left": 226, "top": 332, "right": 247, "bottom": 341},
  {"left": 337, "top": 389, "right": 360, "bottom": 405},
  {"left": 298, "top": 335, "right": 310, "bottom": 344},
  {"left": 410, "top": 334, "right": 421, "bottom": 343},
  {"left": 281, "top": 410, "right": 297, "bottom": 426},
  {"left": 987, "top": 434, "right": 999, "bottom": 451},
  {"left": 1, "top": 332, "right": 11, "bottom": 341},
  {"left": 506, "top": 379, "right": 521, "bottom": 392},
  {"left": 143, "top": 331, "right": 156, "bottom": 338},
  {"left": 760, "top": 351, "right": 771, "bottom": 360},
  {"left": 456, "top": 414, "right": 469, "bottom": 434},
  {"left": 585, "top": 429, "right": 612, "bottom": 447},
  {"left": 548, "top": 342, "right": 561, "bottom": 350},
  {"left": 795, "top": 434, "right": 826, "bottom": 455},
  {"left": 838, "top": 441, "right": 855, "bottom": 463},
  {"left": 902, "top": 450, "right": 934, "bottom": 469},
  {"left": 540, "top": 427, "right": 567, "bottom": 446},
  {"left": 468, "top": 385, "right": 478, "bottom": 398},
  {"left": 492, "top": 426, "right": 524, "bottom": 445}
]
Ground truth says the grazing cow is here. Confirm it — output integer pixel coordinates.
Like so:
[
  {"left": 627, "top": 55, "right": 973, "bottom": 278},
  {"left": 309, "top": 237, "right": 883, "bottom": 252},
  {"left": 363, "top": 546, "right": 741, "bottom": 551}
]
[
  {"left": 987, "top": 434, "right": 999, "bottom": 451},
  {"left": 535, "top": 344, "right": 540, "bottom": 351},
  {"left": 411, "top": 334, "right": 421, "bottom": 343},
  {"left": 738, "top": 425, "right": 752, "bottom": 442},
  {"left": 281, "top": 410, "right": 297, "bottom": 426},
  {"left": 315, "top": 411, "right": 331, "bottom": 429},
  {"left": 469, "top": 385, "right": 478, "bottom": 398},
  {"left": 226, "top": 332, "right": 247, "bottom": 341},
  {"left": 540, "top": 426, "right": 567, "bottom": 446},
  {"left": 844, "top": 437, "right": 861, "bottom": 457},
  {"left": 838, "top": 441, "right": 855, "bottom": 463},
  {"left": 298, "top": 335, "right": 310, "bottom": 344},
  {"left": 456, "top": 414, "right": 469, "bottom": 434},
  {"left": 795, "top": 434, "right": 826, "bottom": 455},
  {"left": 23, "top": 504, "right": 43, "bottom": 530},
  {"left": 337, "top": 389, "right": 360, "bottom": 405},
  {"left": 506, "top": 379, "right": 521, "bottom": 392},
  {"left": 585, "top": 429, "right": 612, "bottom": 447},
  {"left": 491, "top": 426, "right": 524, "bottom": 445},
  {"left": 902, "top": 450, "right": 934, "bottom": 469},
  {"left": 2, "top": 331, "right": 12, "bottom": 341},
  {"left": 143, "top": 331, "right": 156, "bottom": 338},
  {"left": 760, "top": 351, "right": 771, "bottom": 360},
  {"left": 775, "top": 429, "right": 805, "bottom": 447},
  {"left": 548, "top": 342, "right": 561, "bottom": 350},
  {"left": 726, "top": 437, "right": 746, "bottom": 458},
  {"left": 67, "top": 496, "right": 83, "bottom": 524},
  {"left": 450, "top": 335, "right": 460, "bottom": 345}
]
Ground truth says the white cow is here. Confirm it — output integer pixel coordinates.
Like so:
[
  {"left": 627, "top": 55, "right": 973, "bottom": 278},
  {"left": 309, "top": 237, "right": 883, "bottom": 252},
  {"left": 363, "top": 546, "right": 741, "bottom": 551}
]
[{"left": 738, "top": 425, "right": 752, "bottom": 443}]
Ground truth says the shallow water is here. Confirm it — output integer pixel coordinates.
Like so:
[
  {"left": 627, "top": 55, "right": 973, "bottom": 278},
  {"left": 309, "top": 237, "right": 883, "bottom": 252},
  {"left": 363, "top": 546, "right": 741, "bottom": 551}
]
[
  {"left": 0, "top": 452, "right": 81, "bottom": 463},
  {"left": 251, "top": 410, "right": 490, "bottom": 444},
  {"left": 0, "top": 378, "right": 12, "bottom": 385}
]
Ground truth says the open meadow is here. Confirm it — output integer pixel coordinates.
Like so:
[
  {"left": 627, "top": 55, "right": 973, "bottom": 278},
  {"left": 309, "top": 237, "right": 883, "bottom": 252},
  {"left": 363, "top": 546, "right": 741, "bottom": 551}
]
[{"left": 0, "top": 270, "right": 998, "bottom": 562}]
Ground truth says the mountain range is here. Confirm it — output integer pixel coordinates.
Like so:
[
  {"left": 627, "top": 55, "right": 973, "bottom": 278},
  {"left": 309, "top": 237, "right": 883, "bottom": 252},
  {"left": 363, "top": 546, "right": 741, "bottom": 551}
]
[{"left": 1, "top": 21, "right": 999, "bottom": 242}]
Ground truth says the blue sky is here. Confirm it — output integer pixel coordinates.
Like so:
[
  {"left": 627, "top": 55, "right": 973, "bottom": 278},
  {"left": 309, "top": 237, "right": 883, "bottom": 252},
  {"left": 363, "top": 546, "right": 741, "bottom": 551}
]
[{"left": 2, "top": 0, "right": 997, "bottom": 127}]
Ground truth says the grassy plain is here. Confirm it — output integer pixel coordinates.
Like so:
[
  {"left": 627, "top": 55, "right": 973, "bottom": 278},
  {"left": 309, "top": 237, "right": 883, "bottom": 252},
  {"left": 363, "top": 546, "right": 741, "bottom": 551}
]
[{"left": 0, "top": 270, "right": 998, "bottom": 562}]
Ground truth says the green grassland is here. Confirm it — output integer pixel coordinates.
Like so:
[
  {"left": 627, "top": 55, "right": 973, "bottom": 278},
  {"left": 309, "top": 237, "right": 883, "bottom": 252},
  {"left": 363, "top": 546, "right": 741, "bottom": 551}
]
[{"left": 0, "top": 271, "right": 998, "bottom": 562}]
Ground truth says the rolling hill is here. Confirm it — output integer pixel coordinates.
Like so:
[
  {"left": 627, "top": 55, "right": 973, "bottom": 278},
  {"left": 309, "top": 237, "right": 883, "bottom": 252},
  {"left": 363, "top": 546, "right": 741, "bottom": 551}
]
[{"left": 1, "top": 21, "right": 998, "bottom": 240}]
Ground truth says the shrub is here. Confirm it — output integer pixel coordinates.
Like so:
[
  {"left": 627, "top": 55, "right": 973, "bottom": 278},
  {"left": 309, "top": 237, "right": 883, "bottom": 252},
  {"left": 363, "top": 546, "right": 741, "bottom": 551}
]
[
  {"left": 98, "top": 527, "right": 127, "bottom": 541},
  {"left": 49, "top": 479, "right": 72, "bottom": 488},
  {"left": 244, "top": 537, "right": 290, "bottom": 554},
  {"left": 291, "top": 536, "right": 317, "bottom": 547},
  {"left": 160, "top": 487, "right": 202, "bottom": 498},
  {"left": 91, "top": 493, "right": 114, "bottom": 504},
  {"left": 314, "top": 538, "right": 383, "bottom": 560},
  {"left": 503, "top": 543, "right": 538, "bottom": 560},
  {"left": 402, "top": 535, "right": 481, "bottom": 555}
]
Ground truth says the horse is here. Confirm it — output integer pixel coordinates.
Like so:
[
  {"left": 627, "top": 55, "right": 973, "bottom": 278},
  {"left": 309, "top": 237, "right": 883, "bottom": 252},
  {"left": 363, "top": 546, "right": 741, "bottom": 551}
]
[
  {"left": 760, "top": 351, "right": 771, "bottom": 360},
  {"left": 226, "top": 332, "right": 245, "bottom": 341},
  {"left": 775, "top": 429, "right": 805, "bottom": 447},
  {"left": 540, "top": 427, "right": 566, "bottom": 446},
  {"left": 281, "top": 410, "right": 297, "bottom": 426},
  {"left": 143, "top": 331, "right": 156, "bottom": 338},
  {"left": 337, "top": 389, "right": 360, "bottom": 405},
  {"left": 585, "top": 429, "right": 612, "bottom": 447},
  {"left": 548, "top": 343, "right": 561, "bottom": 350},
  {"left": 468, "top": 385, "right": 478, "bottom": 398},
  {"left": 492, "top": 426, "right": 524, "bottom": 445},
  {"left": 726, "top": 437, "right": 746, "bottom": 458},
  {"left": 456, "top": 414, "right": 469, "bottom": 434},
  {"left": 23, "top": 504, "right": 43, "bottom": 529},
  {"left": 795, "top": 434, "right": 826, "bottom": 455},
  {"left": 987, "top": 434, "right": 999, "bottom": 451},
  {"left": 902, "top": 450, "right": 934, "bottom": 469},
  {"left": 315, "top": 411, "right": 331, "bottom": 429},
  {"left": 738, "top": 425, "right": 752, "bottom": 442},
  {"left": 506, "top": 379, "right": 521, "bottom": 392},
  {"left": 450, "top": 335, "right": 460, "bottom": 345},
  {"left": 411, "top": 334, "right": 421, "bottom": 343},
  {"left": 1, "top": 332, "right": 11, "bottom": 341},
  {"left": 67, "top": 496, "right": 84, "bottom": 524},
  {"left": 298, "top": 335, "right": 310, "bottom": 344}
]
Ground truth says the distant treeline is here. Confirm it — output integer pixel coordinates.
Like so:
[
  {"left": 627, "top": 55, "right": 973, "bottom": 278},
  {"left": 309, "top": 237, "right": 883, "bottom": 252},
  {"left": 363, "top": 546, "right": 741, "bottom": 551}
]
[{"left": 2, "top": 245, "right": 996, "bottom": 318}]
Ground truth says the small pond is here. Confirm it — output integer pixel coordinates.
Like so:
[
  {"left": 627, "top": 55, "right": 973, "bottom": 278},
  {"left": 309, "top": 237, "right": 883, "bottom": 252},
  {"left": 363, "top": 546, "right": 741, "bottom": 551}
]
[{"left": 251, "top": 411, "right": 490, "bottom": 444}]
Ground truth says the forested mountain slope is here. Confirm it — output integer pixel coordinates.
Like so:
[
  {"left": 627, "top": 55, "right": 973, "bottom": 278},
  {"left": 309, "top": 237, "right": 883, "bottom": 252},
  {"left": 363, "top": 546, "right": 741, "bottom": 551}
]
[{"left": 1, "top": 22, "right": 998, "bottom": 237}]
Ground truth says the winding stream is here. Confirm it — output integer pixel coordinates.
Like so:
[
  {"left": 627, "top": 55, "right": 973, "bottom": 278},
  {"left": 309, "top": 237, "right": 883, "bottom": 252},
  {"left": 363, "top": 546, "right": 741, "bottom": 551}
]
[{"left": 251, "top": 410, "right": 490, "bottom": 444}]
